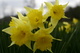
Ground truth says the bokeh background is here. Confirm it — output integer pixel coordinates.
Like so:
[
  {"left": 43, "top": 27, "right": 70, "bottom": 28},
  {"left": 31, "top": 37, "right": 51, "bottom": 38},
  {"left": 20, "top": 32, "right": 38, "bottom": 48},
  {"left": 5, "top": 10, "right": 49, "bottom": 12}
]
[{"left": 0, "top": 0, "right": 80, "bottom": 53}]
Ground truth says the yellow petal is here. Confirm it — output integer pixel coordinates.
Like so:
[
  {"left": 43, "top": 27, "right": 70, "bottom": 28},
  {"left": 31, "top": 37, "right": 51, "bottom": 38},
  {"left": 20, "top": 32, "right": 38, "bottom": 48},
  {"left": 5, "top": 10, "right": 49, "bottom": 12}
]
[
  {"left": 11, "top": 17, "right": 23, "bottom": 26},
  {"left": 25, "top": 41, "right": 32, "bottom": 50},
  {"left": 55, "top": 0, "right": 59, "bottom": 5},
  {"left": 24, "top": 7, "right": 33, "bottom": 13},
  {"left": 63, "top": 2, "right": 69, "bottom": 9},
  {"left": 44, "top": 2, "right": 53, "bottom": 10},
  {"left": 17, "top": 12, "right": 28, "bottom": 23},
  {"left": 2, "top": 27, "right": 14, "bottom": 35},
  {"left": 39, "top": 4, "right": 43, "bottom": 13},
  {"left": 45, "top": 18, "right": 59, "bottom": 33},
  {"left": 17, "top": 12, "right": 24, "bottom": 20},
  {"left": 11, "top": 17, "right": 18, "bottom": 21},
  {"left": 62, "top": 15, "right": 69, "bottom": 19},
  {"left": 51, "top": 18, "right": 59, "bottom": 30},
  {"left": 43, "top": 12, "right": 50, "bottom": 22},
  {"left": 48, "top": 48, "right": 53, "bottom": 53},
  {"left": 63, "top": 22, "right": 69, "bottom": 25},
  {"left": 45, "top": 26, "right": 53, "bottom": 33},
  {"left": 8, "top": 41, "right": 15, "bottom": 47}
]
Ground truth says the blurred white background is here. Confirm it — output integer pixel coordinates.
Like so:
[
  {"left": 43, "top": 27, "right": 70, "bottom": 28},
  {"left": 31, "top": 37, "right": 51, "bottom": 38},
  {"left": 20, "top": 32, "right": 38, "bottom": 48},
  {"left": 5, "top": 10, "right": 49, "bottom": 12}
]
[{"left": 0, "top": 0, "right": 80, "bottom": 19}]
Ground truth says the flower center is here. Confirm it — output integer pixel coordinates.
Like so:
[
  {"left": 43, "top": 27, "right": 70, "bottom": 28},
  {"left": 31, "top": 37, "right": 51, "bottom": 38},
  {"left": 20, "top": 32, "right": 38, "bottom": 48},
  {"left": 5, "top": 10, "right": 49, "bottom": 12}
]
[
  {"left": 50, "top": 5, "right": 64, "bottom": 20},
  {"left": 21, "top": 31, "right": 26, "bottom": 35},
  {"left": 27, "top": 9, "right": 43, "bottom": 28},
  {"left": 53, "top": 11, "right": 57, "bottom": 14}
]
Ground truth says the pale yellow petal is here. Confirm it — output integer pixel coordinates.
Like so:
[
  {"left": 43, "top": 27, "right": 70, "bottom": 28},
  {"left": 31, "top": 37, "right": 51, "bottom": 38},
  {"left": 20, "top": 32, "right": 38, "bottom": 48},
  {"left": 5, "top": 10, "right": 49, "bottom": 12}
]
[
  {"left": 63, "top": 22, "right": 69, "bottom": 25},
  {"left": 55, "top": 0, "right": 59, "bottom": 5},
  {"left": 25, "top": 41, "right": 32, "bottom": 50},
  {"left": 2, "top": 27, "right": 14, "bottom": 35},
  {"left": 45, "top": 26, "right": 53, "bottom": 33},
  {"left": 8, "top": 41, "right": 15, "bottom": 47},
  {"left": 39, "top": 4, "right": 43, "bottom": 13},
  {"left": 62, "top": 15, "right": 69, "bottom": 19},
  {"left": 11, "top": 17, "right": 17, "bottom": 20},
  {"left": 11, "top": 17, "right": 23, "bottom": 26},
  {"left": 17, "top": 12, "right": 24, "bottom": 20},
  {"left": 17, "top": 12, "right": 29, "bottom": 23},
  {"left": 45, "top": 18, "right": 59, "bottom": 33},
  {"left": 63, "top": 2, "right": 69, "bottom": 9},
  {"left": 51, "top": 18, "right": 59, "bottom": 27},
  {"left": 43, "top": 12, "right": 50, "bottom": 22},
  {"left": 44, "top": 2, "right": 53, "bottom": 10},
  {"left": 51, "top": 18, "right": 59, "bottom": 31},
  {"left": 24, "top": 7, "right": 33, "bottom": 13},
  {"left": 48, "top": 48, "right": 53, "bottom": 53},
  {"left": 11, "top": 17, "right": 19, "bottom": 25}
]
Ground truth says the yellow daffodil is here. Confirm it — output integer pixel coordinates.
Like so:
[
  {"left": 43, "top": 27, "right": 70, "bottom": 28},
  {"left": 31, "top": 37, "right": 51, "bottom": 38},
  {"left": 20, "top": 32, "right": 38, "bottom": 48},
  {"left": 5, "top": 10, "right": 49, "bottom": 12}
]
[
  {"left": 24, "top": 4, "right": 44, "bottom": 29},
  {"left": 63, "top": 22, "right": 71, "bottom": 33},
  {"left": 33, "top": 29, "right": 53, "bottom": 53},
  {"left": 59, "top": 25, "right": 64, "bottom": 31},
  {"left": 32, "top": 28, "right": 61, "bottom": 53},
  {"left": 44, "top": 0, "right": 68, "bottom": 32},
  {"left": 45, "top": 0, "right": 68, "bottom": 20},
  {"left": 73, "top": 18, "right": 78, "bottom": 24},
  {"left": 2, "top": 17, "right": 33, "bottom": 49}
]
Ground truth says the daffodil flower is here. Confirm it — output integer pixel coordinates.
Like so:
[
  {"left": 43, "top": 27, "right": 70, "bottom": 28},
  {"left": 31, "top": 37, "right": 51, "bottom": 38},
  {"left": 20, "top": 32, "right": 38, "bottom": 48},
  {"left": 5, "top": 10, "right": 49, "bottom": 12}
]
[
  {"left": 32, "top": 29, "right": 53, "bottom": 53},
  {"left": 44, "top": 0, "right": 68, "bottom": 31},
  {"left": 45, "top": 0, "right": 68, "bottom": 20},
  {"left": 24, "top": 4, "right": 44, "bottom": 29},
  {"left": 73, "top": 18, "right": 78, "bottom": 24},
  {"left": 2, "top": 17, "right": 33, "bottom": 50},
  {"left": 32, "top": 28, "right": 61, "bottom": 53},
  {"left": 63, "top": 22, "right": 71, "bottom": 33},
  {"left": 59, "top": 25, "right": 64, "bottom": 31}
]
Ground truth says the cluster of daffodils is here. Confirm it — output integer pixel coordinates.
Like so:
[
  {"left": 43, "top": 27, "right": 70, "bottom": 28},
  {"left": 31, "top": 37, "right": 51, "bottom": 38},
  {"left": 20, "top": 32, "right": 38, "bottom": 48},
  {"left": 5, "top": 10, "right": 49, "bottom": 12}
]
[
  {"left": 2, "top": 0, "right": 68, "bottom": 53},
  {"left": 59, "top": 18, "right": 79, "bottom": 33}
]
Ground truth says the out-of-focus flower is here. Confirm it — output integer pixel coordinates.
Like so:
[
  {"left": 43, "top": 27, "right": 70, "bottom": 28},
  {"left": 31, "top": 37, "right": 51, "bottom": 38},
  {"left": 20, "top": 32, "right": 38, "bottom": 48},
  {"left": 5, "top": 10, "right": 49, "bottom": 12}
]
[
  {"left": 2, "top": 17, "right": 33, "bottom": 49},
  {"left": 59, "top": 25, "right": 64, "bottom": 31},
  {"left": 24, "top": 4, "right": 44, "bottom": 29},
  {"left": 73, "top": 18, "right": 78, "bottom": 24},
  {"left": 45, "top": 0, "right": 68, "bottom": 20},
  {"left": 63, "top": 22, "right": 71, "bottom": 33}
]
